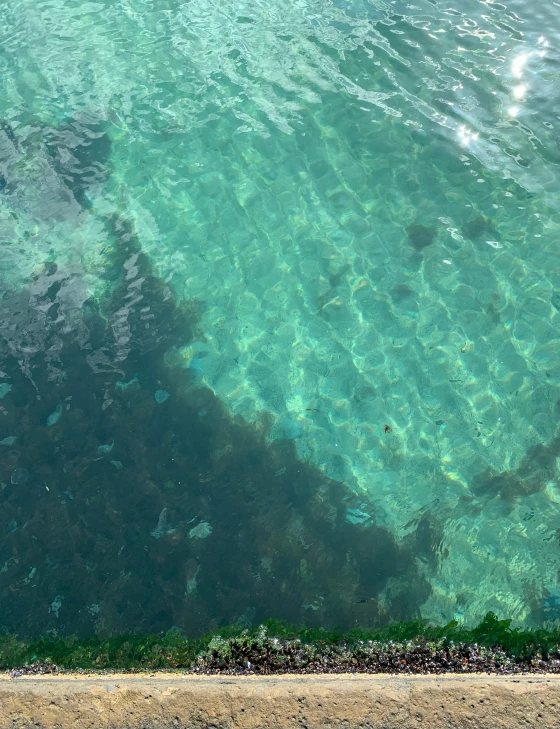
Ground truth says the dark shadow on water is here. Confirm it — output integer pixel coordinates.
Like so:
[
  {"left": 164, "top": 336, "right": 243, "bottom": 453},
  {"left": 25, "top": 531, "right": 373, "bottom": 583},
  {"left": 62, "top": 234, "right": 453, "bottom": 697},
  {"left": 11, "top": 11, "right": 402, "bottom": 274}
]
[{"left": 0, "top": 203, "right": 432, "bottom": 637}]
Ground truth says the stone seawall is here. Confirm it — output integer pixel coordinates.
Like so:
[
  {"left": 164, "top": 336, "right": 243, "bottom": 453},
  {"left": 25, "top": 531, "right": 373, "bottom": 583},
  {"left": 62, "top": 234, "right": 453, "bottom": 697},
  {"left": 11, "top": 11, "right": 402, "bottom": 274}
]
[{"left": 0, "top": 673, "right": 558, "bottom": 729}]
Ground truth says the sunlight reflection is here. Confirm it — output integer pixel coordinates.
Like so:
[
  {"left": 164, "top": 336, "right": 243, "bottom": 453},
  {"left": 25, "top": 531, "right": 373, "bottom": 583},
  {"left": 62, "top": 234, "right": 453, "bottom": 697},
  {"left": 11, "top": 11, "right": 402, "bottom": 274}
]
[
  {"left": 511, "top": 52, "right": 529, "bottom": 78},
  {"left": 536, "top": 36, "right": 549, "bottom": 58},
  {"left": 507, "top": 39, "right": 548, "bottom": 119},
  {"left": 458, "top": 125, "right": 479, "bottom": 145}
]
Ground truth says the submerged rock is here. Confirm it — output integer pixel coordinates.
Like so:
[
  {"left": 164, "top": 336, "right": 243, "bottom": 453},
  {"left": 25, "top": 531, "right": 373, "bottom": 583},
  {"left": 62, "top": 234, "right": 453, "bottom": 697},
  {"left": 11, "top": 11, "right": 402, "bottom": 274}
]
[
  {"left": 50, "top": 596, "right": 63, "bottom": 618},
  {"left": 188, "top": 357, "right": 204, "bottom": 381},
  {"left": 461, "top": 215, "right": 500, "bottom": 241},
  {"left": 151, "top": 507, "right": 176, "bottom": 539},
  {"left": 97, "top": 441, "right": 114, "bottom": 454},
  {"left": 116, "top": 376, "right": 139, "bottom": 391},
  {"left": 406, "top": 224, "right": 437, "bottom": 251},
  {"left": 346, "top": 508, "right": 371, "bottom": 525},
  {"left": 43, "top": 116, "right": 113, "bottom": 209},
  {"left": 155, "top": 389, "right": 170, "bottom": 404},
  {"left": 279, "top": 416, "right": 302, "bottom": 440},
  {"left": 47, "top": 404, "right": 63, "bottom": 427},
  {"left": 189, "top": 521, "right": 213, "bottom": 540},
  {"left": 10, "top": 467, "right": 29, "bottom": 485}
]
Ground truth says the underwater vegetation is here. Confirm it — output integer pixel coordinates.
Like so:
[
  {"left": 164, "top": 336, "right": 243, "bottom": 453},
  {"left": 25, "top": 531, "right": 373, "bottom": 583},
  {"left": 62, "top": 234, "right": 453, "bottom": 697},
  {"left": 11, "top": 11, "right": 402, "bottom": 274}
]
[
  {"left": 0, "top": 272, "right": 431, "bottom": 638},
  {"left": 405, "top": 224, "right": 438, "bottom": 251},
  {"left": 472, "top": 434, "right": 560, "bottom": 505},
  {"left": 2, "top": 613, "right": 560, "bottom": 674},
  {"left": 404, "top": 215, "right": 502, "bottom": 251},
  {"left": 0, "top": 117, "right": 435, "bottom": 639},
  {"left": 461, "top": 215, "right": 500, "bottom": 242},
  {"left": 43, "top": 117, "right": 113, "bottom": 209},
  {"left": 0, "top": 114, "right": 114, "bottom": 259}
]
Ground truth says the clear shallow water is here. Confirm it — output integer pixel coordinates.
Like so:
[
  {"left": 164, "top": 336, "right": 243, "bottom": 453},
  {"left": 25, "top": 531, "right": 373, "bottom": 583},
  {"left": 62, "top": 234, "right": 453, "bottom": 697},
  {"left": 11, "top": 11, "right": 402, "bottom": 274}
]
[{"left": 0, "top": 0, "right": 560, "bottom": 636}]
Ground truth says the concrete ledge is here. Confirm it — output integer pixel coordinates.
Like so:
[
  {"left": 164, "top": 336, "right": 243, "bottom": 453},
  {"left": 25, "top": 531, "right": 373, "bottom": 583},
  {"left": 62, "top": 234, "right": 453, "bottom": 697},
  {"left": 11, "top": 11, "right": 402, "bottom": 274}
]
[{"left": 0, "top": 673, "right": 558, "bottom": 729}]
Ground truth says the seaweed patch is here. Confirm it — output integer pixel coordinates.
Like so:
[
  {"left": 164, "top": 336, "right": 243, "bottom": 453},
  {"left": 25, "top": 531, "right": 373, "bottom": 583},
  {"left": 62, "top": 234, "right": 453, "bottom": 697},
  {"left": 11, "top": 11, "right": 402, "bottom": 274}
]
[
  {"left": 2, "top": 613, "right": 560, "bottom": 674},
  {"left": 405, "top": 224, "right": 437, "bottom": 251},
  {"left": 0, "top": 210, "right": 431, "bottom": 639}
]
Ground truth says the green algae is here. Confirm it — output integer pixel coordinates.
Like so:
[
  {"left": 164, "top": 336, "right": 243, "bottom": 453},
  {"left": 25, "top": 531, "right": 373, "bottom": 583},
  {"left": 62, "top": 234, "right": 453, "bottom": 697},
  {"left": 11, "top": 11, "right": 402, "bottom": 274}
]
[{"left": 1, "top": 613, "right": 560, "bottom": 672}]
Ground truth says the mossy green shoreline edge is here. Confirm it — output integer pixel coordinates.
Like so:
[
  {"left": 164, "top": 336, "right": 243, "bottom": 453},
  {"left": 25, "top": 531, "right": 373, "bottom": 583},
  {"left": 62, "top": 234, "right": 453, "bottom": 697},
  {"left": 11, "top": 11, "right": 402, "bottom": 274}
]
[{"left": 2, "top": 613, "right": 560, "bottom": 674}]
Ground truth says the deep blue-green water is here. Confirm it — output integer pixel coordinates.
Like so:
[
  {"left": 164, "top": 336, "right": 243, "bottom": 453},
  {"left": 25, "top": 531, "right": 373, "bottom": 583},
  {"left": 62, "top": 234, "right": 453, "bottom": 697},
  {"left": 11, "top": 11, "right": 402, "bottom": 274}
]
[{"left": 0, "top": 0, "right": 559, "bottom": 636}]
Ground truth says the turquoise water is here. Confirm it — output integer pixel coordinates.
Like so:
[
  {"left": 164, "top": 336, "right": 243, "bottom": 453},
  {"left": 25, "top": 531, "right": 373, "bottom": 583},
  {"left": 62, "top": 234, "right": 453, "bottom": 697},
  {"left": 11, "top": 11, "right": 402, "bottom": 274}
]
[{"left": 0, "top": 0, "right": 560, "bottom": 636}]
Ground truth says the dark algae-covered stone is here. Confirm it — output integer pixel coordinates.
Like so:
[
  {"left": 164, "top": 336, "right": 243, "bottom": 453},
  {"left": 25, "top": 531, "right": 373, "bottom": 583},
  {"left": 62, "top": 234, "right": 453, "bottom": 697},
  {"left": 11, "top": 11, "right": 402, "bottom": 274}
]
[
  {"left": 405, "top": 224, "right": 437, "bottom": 251},
  {"left": 461, "top": 215, "right": 500, "bottom": 241}
]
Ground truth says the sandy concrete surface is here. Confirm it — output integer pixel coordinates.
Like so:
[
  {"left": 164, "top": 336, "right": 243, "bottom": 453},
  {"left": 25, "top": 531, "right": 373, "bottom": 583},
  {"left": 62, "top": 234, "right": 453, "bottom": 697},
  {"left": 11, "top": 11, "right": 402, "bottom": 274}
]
[{"left": 0, "top": 673, "right": 558, "bottom": 729}]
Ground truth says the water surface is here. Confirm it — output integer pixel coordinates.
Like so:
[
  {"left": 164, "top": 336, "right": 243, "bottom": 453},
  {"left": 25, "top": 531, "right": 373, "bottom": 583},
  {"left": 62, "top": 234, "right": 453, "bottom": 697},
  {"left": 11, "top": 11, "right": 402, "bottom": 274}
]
[{"left": 1, "top": 0, "right": 560, "bottom": 636}]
